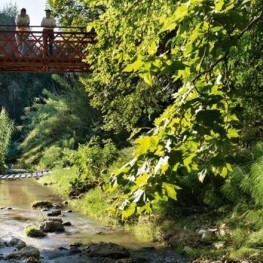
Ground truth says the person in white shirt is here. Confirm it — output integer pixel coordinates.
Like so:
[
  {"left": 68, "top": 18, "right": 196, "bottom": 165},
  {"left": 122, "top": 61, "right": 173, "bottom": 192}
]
[
  {"left": 15, "top": 8, "right": 30, "bottom": 55},
  {"left": 41, "top": 9, "right": 56, "bottom": 56}
]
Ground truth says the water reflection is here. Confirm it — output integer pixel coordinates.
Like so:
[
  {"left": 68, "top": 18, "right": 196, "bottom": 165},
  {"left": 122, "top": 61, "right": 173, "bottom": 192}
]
[
  {"left": 0, "top": 179, "right": 151, "bottom": 250},
  {"left": 0, "top": 179, "right": 62, "bottom": 209}
]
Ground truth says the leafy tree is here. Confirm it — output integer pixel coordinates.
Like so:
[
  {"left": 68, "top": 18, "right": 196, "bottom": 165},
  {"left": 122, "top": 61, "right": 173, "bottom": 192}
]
[
  {"left": 47, "top": 0, "right": 104, "bottom": 26},
  {"left": 18, "top": 74, "right": 102, "bottom": 167},
  {"left": 231, "top": 19, "right": 263, "bottom": 147},
  {"left": 0, "top": 109, "right": 13, "bottom": 171},
  {"left": 0, "top": 73, "right": 57, "bottom": 122},
  {"left": 79, "top": 0, "right": 263, "bottom": 218},
  {"left": 0, "top": 3, "right": 16, "bottom": 28}
]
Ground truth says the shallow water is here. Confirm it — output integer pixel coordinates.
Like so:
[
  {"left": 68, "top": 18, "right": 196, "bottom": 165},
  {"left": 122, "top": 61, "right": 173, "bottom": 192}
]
[{"left": 0, "top": 179, "right": 151, "bottom": 250}]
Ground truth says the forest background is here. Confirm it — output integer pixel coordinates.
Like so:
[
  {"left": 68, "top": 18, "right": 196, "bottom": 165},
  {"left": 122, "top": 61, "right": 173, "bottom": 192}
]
[{"left": 1, "top": 0, "right": 263, "bottom": 261}]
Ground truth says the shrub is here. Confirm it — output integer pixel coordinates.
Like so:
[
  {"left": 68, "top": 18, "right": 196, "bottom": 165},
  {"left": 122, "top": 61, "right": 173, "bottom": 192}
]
[{"left": 38, "top": 145, "right": 77, "bottom": 169}]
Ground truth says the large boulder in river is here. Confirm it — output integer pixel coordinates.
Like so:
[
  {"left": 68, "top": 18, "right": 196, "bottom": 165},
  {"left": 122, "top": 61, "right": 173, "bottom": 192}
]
[
  {"left": 85, "top": 242, "right": 130, "bottom": 259},
  {"left": 40, "top": 221, "right": 65, "bottom": 232}
]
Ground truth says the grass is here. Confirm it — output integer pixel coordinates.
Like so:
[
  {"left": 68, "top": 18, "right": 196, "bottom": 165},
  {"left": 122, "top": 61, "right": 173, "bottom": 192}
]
[
  {"left": 39, "top": 167, "right": 118, "bottom": 226},
  {"left": 38, "top": 168, "right": 171, "bottom": 242}
]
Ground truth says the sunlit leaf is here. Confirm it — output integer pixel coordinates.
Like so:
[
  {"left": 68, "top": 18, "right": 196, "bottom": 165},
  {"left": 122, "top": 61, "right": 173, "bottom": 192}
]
[
  {"left": 227, "top": 128, "right": 239, "bottom": 138},
  {"left": 148, "top": 42, "right": 158, "bottom": 55},
  {"left": 123, "top": 57, "right": 144, "bottom": 72},
  {"left": 162, "top": 182, "right": 179, "bottom": 200},
  {"left": 139, "top": 73, "right": 154, "bottom": 86},
  {"left": 135, "top": 173, "right": 149, "bottom": 187},
  {"left": 122, "top": 203, "right": 136, "bottom": 219},
  {"left": 215, "top": 0, "right": 224, "bottom": 12}
]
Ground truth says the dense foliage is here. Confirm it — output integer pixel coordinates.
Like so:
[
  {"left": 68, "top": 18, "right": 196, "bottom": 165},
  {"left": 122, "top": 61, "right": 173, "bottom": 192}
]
[
  {"left": 0, "top": 109, "right": 13, "bottom": 171},
  {"left": 18, "top": 74, "right": 102, "bottom": 167},
  {"left": 1, "top": 0, "right": 262, "bottom": 222},
  {"left": 1, "top": 0, "right": 263, "bottom": 260},
  {"left": 68, "top": 0, "right": 261, "bottom": 218}
]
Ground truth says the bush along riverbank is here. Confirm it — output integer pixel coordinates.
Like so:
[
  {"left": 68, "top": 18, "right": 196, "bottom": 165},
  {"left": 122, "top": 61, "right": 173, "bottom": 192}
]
[{"left": 37, "top": 144, "right": 263, "bottom": 263}]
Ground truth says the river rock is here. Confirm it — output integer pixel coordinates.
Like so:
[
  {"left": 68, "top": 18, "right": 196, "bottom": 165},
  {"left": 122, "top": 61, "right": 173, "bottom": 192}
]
[
  {"left": 9, "top": 237, "right": 26, "bottom": 249},
  {"left": 5, "top": 245, "right": 40, "bottom": 260},
  {"left": 40, "top": 221, "right": 65, "bottom": 232},
  {"left": 0, "top": 238, "right": 7, "bottom": 248},
  {"left": 44, "top": 217, "right": 63, "bottom": 223},
  {"left": 25, "top": 224, "right": 46, "bottom": 238},
  {"left": 53, "top": 203, "right": 63, "bottom": 209},
  {"left": 85, "top": 242, "right": 130, "bottom": 259},
  {"left": 47, "top": 209, "right": 61, "bottom": 216},
  {"left": 32, "top": 200, "right": 53, "bottom": 209}
]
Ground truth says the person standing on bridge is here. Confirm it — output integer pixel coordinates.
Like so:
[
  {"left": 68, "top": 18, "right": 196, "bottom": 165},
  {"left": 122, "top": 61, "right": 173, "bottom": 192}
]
[
  {"left": 41, "top": 9, "right": 56, "bottom": 56},
  {"left": 15, "top": 8, "right": 30, "bottom": 55}
]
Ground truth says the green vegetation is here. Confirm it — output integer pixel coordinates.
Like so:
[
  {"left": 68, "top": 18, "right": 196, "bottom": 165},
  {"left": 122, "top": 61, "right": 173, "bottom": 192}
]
[
  {"left": 0, "top": 109, "right": 13, "bottom": 172},
  {"left": 37, "top": 141, "right": 263, "bottom": 261},
  {"left": 1, "top": 0, "right": 263, "bottom": 261}
]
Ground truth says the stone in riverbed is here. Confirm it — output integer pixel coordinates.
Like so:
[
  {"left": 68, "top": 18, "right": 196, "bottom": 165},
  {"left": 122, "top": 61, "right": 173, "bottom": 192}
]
[
  {"left": 24, "top": 225, "right": 46, "bottom": 238},
  {"left": 85, "top": 242, "right": 130, "bottom": 259},
  {"left": 40, "top": 221, "right": 65, "bottom": 233},
  {"left": 0, "top": 238, "right": 8, "bottom": 248},
  {"left": 5, "top": 245, "right": 40, "bottom": 260},
  {"left": 32, "top": 200, "right": 53, "bottom": 209},
  {"left": 44, "top": 217, "right": 63, "bottom": 223},
  {"left": 47, "top": 209, "right": 61, "bottom": 216},
  {"left": 9, "top": 237, "right": 26, "bottom": 249}
]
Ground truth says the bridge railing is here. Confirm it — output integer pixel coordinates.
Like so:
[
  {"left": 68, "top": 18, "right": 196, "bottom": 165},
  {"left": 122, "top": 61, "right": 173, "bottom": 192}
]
[{"left": 0, "top": 25, "right": 96, "bottom": 72}]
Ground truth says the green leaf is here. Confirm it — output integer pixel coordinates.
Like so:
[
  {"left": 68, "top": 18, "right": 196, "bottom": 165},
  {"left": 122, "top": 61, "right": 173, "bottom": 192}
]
[
  {"left": 162, "top": 182, "right": 178, "bottom": 200},
  {"left": 221, "top": 166, "right": 228, "bottom": 177},
  {"left": 227, "top": 128, "right": 239, "bottom": 138},
  {"left": 122, "top": 203, "right": 136, "bottom": 219},
  {"left": 135, "top": 173, "right": 149, "bottom": 187},
  {"left": 148, "top": 42, "right": 158, "bottom": 55},
  {"left": 154, "top": 156, "right": 169, "bottom": 175},
  {"left": 162, "top": 60, "right": 187, "bottom": 74},
  {"left": 139, "top": 73, "right": 154, "bottom": 86},
  {"left": 215, "top": 0, "right": 224, "bottom": 12},
  {"left": 135, "top": 136, "right": 151, "bottom": 155},
  {"left": 137, "top": 202, "right": 152, "bottom": 214},
  {"left": 123, "top": 57, "right": 144, "bottom": 72}
]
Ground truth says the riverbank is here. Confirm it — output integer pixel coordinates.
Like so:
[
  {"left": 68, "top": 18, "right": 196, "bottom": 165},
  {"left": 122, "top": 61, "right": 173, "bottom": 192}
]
[{"left": 36, "top": 167, "right": 263, "bottom": 262}]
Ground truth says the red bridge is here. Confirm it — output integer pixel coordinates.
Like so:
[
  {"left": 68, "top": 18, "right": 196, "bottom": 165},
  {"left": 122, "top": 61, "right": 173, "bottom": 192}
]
[{"left": 0, "top": 25, "right": 96, "bottom": 73}]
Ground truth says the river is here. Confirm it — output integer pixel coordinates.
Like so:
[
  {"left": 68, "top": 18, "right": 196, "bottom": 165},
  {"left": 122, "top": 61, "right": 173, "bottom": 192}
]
[
  {"left": 0, "top": 178, "right": 187, "bottom": 262},
  {"left": 0, "top": 178, "right": 151, "bottom": 249}
]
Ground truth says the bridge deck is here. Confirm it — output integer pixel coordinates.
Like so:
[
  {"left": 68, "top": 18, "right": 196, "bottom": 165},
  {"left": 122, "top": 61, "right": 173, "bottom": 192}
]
[{"left": 0, "top": 25, "right": 96, "bottom": 73}]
